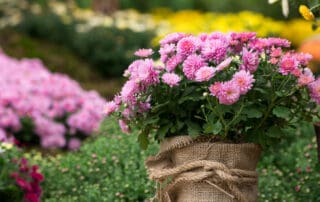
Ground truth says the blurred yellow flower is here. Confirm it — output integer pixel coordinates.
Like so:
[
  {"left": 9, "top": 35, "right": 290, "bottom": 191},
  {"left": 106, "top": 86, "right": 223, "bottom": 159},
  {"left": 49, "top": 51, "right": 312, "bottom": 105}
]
[
  {"left": 299, "top": 5, "right": 315, "bottom": 21},
  {"left": 281, "top": 19, "right": 320, "bottom": 46}
]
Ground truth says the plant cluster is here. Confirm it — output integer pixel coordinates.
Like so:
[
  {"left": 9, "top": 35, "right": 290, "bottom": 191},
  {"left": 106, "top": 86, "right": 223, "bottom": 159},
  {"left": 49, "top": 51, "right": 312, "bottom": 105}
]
[
  {"left": 0, "top": 142, "right": 44, "bottom": 202},
  {"left": 258, "top": 122, "right": 320, "bottom": 201},
  {"left": 0, "top": 52, "right": 105, "bottom": 149},
  {"left": 105, "top": 31, "right": 320, "bottom": 148},
  {"left": 30, "top": 118, "right": 318, "bottom": 201},
  {"left": 10, "top": 157, "right": 44, "bottom": 202},
  {"left": 28, "top": 118, "right": 157, "bottom": 202},
  {"left": 16, "top": 12, "right": 155, "bottom": 77}
]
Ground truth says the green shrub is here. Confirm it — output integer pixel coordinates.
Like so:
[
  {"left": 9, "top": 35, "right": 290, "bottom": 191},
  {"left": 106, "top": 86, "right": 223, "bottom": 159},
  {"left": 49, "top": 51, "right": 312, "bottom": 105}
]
[
  {"left": 25, "top": 118, "right": 319, "bottom": 201},
  {"left": 29, "top": 118, "right": 158, "bottom": 202},
  {"left": 72, "top": 26, "right": 154, "bottom": 77},
  {"left": 16, "top": 12, "right": 155, "bottom": 78},
  {"left": 258, "top": 122, "right": 320, "bottom": 201}
]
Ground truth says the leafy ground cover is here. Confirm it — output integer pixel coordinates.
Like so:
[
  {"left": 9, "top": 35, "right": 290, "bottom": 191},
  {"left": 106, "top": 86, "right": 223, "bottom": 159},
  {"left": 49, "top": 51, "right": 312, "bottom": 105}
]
[{"left": 22, "top": 118, "right": 319, "bottom": 201}]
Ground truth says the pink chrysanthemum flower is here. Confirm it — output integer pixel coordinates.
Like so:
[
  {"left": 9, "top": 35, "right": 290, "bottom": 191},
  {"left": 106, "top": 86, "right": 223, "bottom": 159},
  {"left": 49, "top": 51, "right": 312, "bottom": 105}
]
[
  {"left": 182, "top": 54, "right": 207, "bottom": 80},
  {"left": 291, "top": 68, "right": 302, "bottom": 77},
  {"left": 120, "top": 80, "right": 139, "bottom": 104},
  {"left": 298, "top": 68, "right": 315, "bottom": 86},
  {"left": 129, "top": 59, "right": 159, "bottom": 85},
  {"left": 166, "top": 55, "right": 183, "bottom": 72},
  {"left": 279, "top": 54, "right": 299, "bottom": 75},
  {"left": 232, "top": 70, "right": 255, "bottom": 95},
  {"left": 159, "top": 43, "right": 176, "bottom": 63},
  {"left": 217, "top": 81, "right": 241, "bottom": 105},
  {"left": 308, "top": 78, "right": 320, "bottom": 104},
  {"left": 216, "top": 57, "right": 232, "bottom": 72},
  {"left": 119, "top": 119, "right": 130, "bottom": 134},
  {"left": 241, "top": 48, "right": 259, "bottom": 73},
  {"left": 270, "top": 47, "right": 283, "bottom": 58},
  {"left": 209, "top": 82, "right": 222, "bottom": 97},
  {"left": 103, "top": 101, "right": 119, "bottom": 116},
  {"left": 177, "top": 36, "right": 201, "bottom": 57},
  {"left": 195, "top": 66, "right": 215, "bottom": 82},
  {"left": 230, "top": 32, "right": 256, "bottom": 43},
  {"left": 201, "top": 39, "right": 228, "bottom": 63},
  {"left": 160, "top": 32, "right": 187, "bottom": 45},
  {"left": 162, "top": 73, "right": 181, "bottom": 87},
  {"left": 134, "top": 48, "right": 154, "bottom": 57},
  {"left": 294, "top": 52, "right": 312, "bottom": 66}
]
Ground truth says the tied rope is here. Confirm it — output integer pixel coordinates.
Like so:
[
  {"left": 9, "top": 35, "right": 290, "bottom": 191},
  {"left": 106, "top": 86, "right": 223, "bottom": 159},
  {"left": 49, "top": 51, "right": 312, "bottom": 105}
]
[
  {"left": 148, "top": 160, "right": 258, "bottom": 202},
  {"left": 145, "top": 136, "right": 260, "bottom": 202}
]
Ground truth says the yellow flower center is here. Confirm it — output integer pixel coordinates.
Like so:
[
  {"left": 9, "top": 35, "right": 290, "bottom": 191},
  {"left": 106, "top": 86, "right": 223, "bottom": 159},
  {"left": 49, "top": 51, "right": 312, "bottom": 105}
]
[{"left": 299, "top": 5, "right": 315, "bottom": 21}]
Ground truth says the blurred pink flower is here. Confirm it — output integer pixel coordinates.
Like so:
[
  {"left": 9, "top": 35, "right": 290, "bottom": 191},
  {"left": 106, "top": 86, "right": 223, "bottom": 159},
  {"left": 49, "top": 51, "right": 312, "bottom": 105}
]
[{"left": 134, "top": 48, "right": 154, "bottom": 57}]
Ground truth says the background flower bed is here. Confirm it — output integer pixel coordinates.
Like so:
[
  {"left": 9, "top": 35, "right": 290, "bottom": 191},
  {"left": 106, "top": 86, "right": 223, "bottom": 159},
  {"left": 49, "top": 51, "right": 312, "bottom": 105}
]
[
  {"left": 0, "top": 52, "right": 105, "bottom": 149},
  {"left": 18, "top": 118, "right": 318, "bottom": 201}
]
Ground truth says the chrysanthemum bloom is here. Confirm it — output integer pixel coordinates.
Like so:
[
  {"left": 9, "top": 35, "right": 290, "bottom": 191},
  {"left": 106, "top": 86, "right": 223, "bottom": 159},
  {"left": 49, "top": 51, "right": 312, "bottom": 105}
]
[
  {"left": 120, "top": 80, "right": 139, "bottom": 104},
  {"left": 299, "top": 5, "right": 315, "bottom": 21},
  {"left": 232, "top": 70, "right": 255, "bottom": 95},
  {"left": 166, "top": 55, "right": 183, "bottom": 72},
  {"left": 270, "top": 47, "right": 282, "bottom": 58},
  {"left": 216, "top": 57, "right": 232, "bottom": 72},
  {"left": 308, "top": 78, "right": 320, "bottom": 104},
  {"left": 183, "top": 54, "right": 207, "bottom": 80},
  {"left": 103, "top": 101, "right": 118, "bottom": 116},
  {"left": 162, "top": 73, "right": 181, "bottom": 87},
  {"left": 279, "top": 54, "right": 299, "bottom": 75},
  {"left": 159, "top": 43, "right": 176, "bottom": 63},
  {"left": 134, "top": 48, "right": 154, "bottom": 57},
  {"left": 217, "top": 81, "right": 241, "bottom": 105},
  {"left": 201, "top": 38, "right": 228, "bottom": 63},
  {"left": 298, "top": 69, "right": 315, "bottom": 86},
  {"left": 241, "top": 48, "right": 259, "bottom": 73},
  {"left": 177, "top": 36, "right": 201, "bottom": 57},
  {"left": 291, "top": 68, "right": 303, "bottom": 77},
  {"left": 160, "top": 32, "right": 186, "bottom": 46},
  {"left": 122, "top": 108, "right": 133, "bottom": 119},
  {"left": 128, "top": 59, "right": 159, "bottom": 85},
  {"left": 119, "top": 119, "right": 130, "bottom": 133},
  {"left": 209, "top": 82, "right": 222, "bottom": 97},
  {"left": 195, "top": 66, "right": 215, "bottom": 82}
]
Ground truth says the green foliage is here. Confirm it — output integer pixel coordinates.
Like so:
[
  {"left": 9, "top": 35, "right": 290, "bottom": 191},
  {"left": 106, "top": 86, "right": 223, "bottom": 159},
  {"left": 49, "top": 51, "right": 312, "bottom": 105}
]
[
  {"left": 24, "top": 118, "right": 319, "bottom": 201},
  {"left": 16, "top": 12, "right": 155, "bottom": 78},
  {"left": 258, "top": 122, "right": 320, "bottom": 201},
  {"left": 30, "top": 118, "right": 157, "bottom": 201},
  {"left": 0, "top": 144, "right": 24, "bottom": 202},
  {"left": 0, "top": 28, "right": 124, "bottom": 99}
]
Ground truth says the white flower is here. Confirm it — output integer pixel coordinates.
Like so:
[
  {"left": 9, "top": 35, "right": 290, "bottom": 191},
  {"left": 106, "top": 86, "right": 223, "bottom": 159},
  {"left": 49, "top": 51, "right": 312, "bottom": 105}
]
[{"left": 268, "top": 0, "right": 289, "bottom": 17}]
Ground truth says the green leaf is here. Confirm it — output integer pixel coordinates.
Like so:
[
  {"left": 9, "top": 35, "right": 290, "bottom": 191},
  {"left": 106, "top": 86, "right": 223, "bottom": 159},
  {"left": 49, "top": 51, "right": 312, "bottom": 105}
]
[
  {"left": 212, "top": 121, "right": 222, "bottom": 135},
  {"left": 138, "top": 130, "right": 149, "bottom": 150},
  {"left": 151, "top": 101, "right": 169, "bottom": 113},
  {"left": 156, "top": 123, "right": 172, "bottom": 140},
  {"left": 243, "top": 108, "right": 263, "bottom": 118},
  {"left": 272, "top": 106, "right": 291, "bottom": 119},
  {"left": 266, "top": 126, "right": 285, "bottom": 138},
  {"left": 203, "top": 120, "right": 222, "bottom": 135},
  {"left": 186, "top": 121, "right": 201, "bottom": 138}
]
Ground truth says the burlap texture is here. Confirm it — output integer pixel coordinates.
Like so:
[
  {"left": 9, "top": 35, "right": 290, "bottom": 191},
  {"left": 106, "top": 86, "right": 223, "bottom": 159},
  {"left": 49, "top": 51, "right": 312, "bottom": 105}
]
[{"left": 145, "top": 136, "right": 261, "bottom": 202}]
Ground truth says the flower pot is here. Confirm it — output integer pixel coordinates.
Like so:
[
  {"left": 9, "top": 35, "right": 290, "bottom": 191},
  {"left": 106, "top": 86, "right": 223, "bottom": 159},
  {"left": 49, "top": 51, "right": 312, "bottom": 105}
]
[{"left": 146, "top": 136, "right": 261, "bottom": 202}]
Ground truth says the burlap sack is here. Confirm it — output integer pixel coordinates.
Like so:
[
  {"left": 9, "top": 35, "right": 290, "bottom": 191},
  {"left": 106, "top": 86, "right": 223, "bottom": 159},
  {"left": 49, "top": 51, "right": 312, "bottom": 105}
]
[{"left": 145, "top": 136, "right": 261, "bottom": 202}]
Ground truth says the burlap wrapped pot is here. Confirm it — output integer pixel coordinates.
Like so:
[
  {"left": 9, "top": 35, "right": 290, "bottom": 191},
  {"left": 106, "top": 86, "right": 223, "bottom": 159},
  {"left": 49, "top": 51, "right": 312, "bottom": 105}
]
[{"left": 145, "top": 136, "right": 261, "bottom": 202}]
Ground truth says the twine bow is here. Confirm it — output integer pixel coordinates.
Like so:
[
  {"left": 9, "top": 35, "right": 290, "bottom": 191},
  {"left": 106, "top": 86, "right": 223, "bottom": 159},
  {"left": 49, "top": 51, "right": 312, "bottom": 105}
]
[{"left": 148, "top": 160, "right": 258, "bottom": 202}]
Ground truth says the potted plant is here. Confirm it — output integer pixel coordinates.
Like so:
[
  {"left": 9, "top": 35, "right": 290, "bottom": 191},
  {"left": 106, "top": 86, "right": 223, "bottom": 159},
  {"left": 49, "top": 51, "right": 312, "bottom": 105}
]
[{"left": 104, "top": 32, "right": 320, "bottom": 201}]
